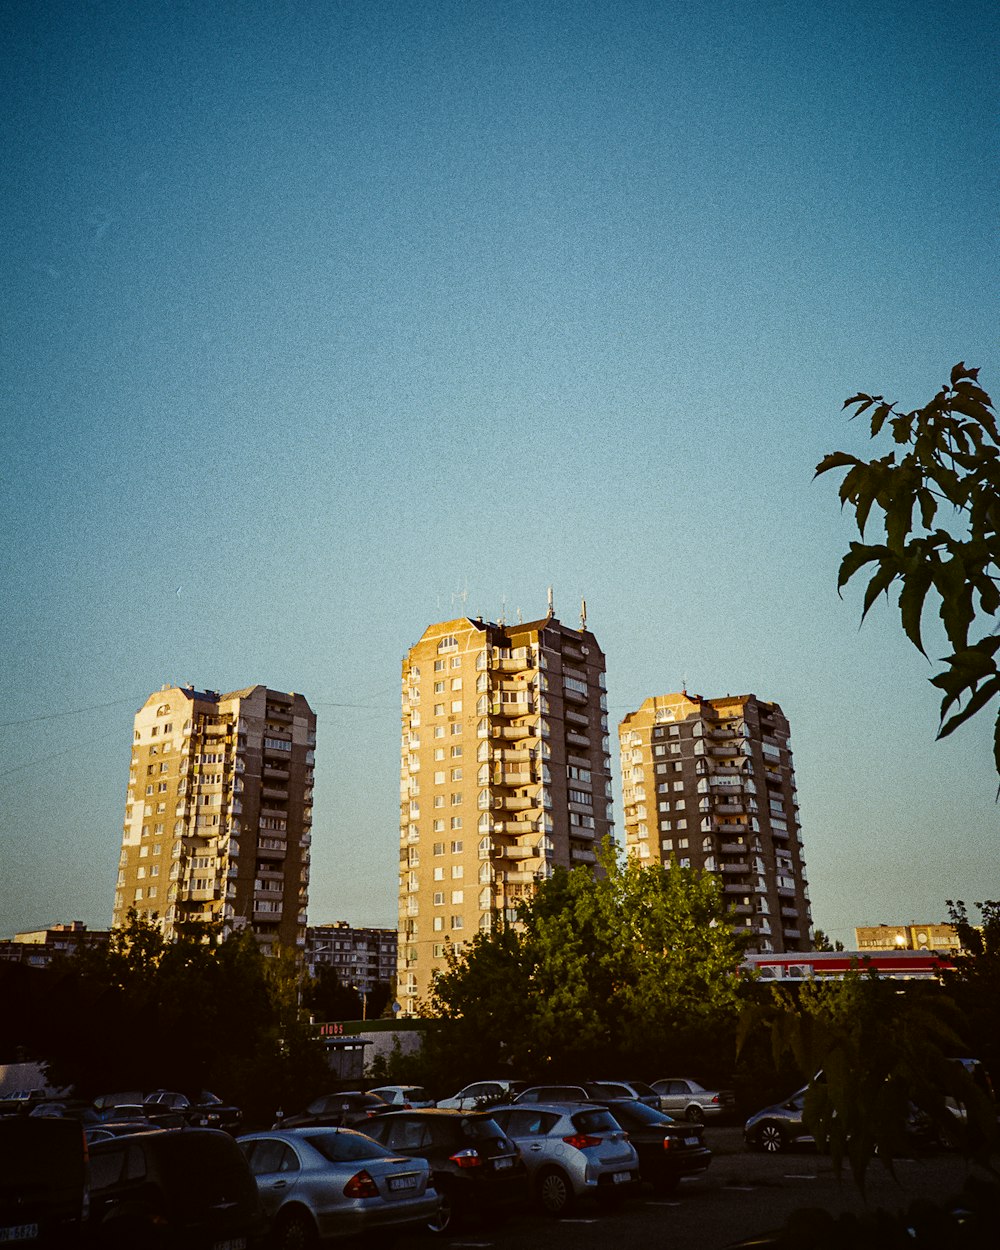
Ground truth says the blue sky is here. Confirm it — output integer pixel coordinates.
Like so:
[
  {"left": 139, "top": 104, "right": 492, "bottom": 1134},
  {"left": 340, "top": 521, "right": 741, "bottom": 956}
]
[{"left": 2, "top": 0, "right": 997, "bottom": 946}]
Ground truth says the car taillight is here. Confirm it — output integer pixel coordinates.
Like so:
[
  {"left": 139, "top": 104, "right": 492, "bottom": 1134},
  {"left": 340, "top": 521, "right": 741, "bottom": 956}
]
[
  {"left": 711, "top": 1095, "right": 720, "bottom": 1104},
  {"left": 662, "top": 1137, "right": 676, "bottom": 1151},
  {"left": 563, "top": 1134, "right": 601, "bottom": 1149},
  {"left": 449, "top": 1148, "right": 483, "bottom": 1168},
  {"left": 344, "top": 1170, "right": 379, "bottom": 1198}
]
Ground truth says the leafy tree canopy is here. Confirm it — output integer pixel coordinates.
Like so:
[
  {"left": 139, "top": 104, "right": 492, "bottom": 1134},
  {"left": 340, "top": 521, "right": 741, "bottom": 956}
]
[
  {"left": 426, "top": 841, "right": 751, "bottom": 1080},
  {"left": 816, "top": 364, "right": 1000, "bottom": 770}
]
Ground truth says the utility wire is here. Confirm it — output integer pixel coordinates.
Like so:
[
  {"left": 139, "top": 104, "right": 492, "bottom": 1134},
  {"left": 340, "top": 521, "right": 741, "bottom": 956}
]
[{"left": 0, "top": 696, "right": 139, "bottom": 731}]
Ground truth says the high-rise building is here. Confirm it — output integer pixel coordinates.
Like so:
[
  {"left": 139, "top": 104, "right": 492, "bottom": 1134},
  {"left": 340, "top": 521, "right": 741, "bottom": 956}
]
[
  {"left": 619, "top": 692, "right": 811, "bottom": 953},
  {"left": 397, "top": 604, "right": 614, "bottom": 1011},
  {"left": 306, "top": 922, "right": 398, "bottom": 994},
  {"left": 115, "top": 684, "right": 316, "bottom": 954}
]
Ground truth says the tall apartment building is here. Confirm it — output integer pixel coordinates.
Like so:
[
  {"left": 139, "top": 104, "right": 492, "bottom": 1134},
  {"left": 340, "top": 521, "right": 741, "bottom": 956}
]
[
  {"left": 398, "top": 605, "right": 614, "bottom": 1012},
  {"left": 306, "top": 922, "right": 398, "bottom": 993},
  {"left": 115, "top": 684, "right": 316, "bottom": 954},
  {"left": 619, "top": 692, "right": 811, "bottom": 953}
]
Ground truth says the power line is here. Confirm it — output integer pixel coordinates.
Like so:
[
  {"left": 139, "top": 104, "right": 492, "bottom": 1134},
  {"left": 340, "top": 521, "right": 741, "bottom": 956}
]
[{"left": 0, "top": 696, "right": 138, "bottom": 731}]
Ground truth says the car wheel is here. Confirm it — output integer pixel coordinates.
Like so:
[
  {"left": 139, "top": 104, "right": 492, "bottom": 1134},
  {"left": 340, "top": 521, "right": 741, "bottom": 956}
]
[
  {"left": 685, "top": 1105, "right": 704, "bottom": 1123},
  {"left": 537, "top": 1167, "right": 574, "bottom": 1217},
  {"left": 276, "top": 1208, "right": 319, "bottom": 1250},
  {"left": 757, "top": 1123, "right": 786, "bottom": 1153},
  {"left": 426, "top": 1184, "right": 454, "bottom": 1235}
]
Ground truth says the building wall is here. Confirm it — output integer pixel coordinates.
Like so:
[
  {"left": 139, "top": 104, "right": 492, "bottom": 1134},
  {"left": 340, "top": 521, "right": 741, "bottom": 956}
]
[
  {"left": 619, "top": 692, "right": 811, "bottom": 953},
  {"left": 115, "top": 684, "right": 315, "bottom": 953},
  {"left": 307, "top": 922, "right": 398, "bottom": 993},
  {"left": 855, "top": 923, "right": 959, "bottom": 953},
  {"left": 397, "top": 609, "right": 613, "bottom": 1011}
]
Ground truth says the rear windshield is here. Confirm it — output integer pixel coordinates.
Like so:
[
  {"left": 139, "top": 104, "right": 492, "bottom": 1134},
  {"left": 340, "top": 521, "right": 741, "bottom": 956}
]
[
  {"left": 627, "top": 1081, "right": 657, "bottom": 1096},
  {"left": 571, "top": 1109, "right": 620, "bottom": 1133},
  {"left": 304, "top": 1132, "right": 392, "bottom": 1163},
  {"left": 153, "top": 1134, "right": 255, "bottom": 1207},
  {"left": 459, "top": 1116, "right": 507, "bottom": 1140},
  {"left": 606, "top": 1102, "right": 670, "bottom": 1127}
]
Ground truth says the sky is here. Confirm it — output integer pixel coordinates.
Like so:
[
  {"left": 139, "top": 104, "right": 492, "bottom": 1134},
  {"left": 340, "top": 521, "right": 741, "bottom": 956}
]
[{"left": 2, "top": 0, "right": 998, "bottom": 948}]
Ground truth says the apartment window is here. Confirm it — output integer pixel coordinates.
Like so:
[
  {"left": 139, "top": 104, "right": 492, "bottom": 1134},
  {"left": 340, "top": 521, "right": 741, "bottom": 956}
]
[
  {"left": 433, "top": 916, "right": 444, "bottom": 931},
  {"left": 679, "top": 857, "right": 690, "bottom": 868},
  {"left": 433, "top": 795, "right": 444, "bottom": 808},
  {"left": 662, "top": 838, "right": 673, "bottom": 851},
  {"left": 433, "top": 892, "right": 444, "bottom": 905},
  {"left": 433, "top": 867, "right": 444, "bottom": 881},
  {"left": 434, "top": 771, "right": 446, "bottom": 785},
  {"left": 434, "top": 726, "right": 444, "bottom": 738},
  {"left": 675, "top": 800, "right": 686, "bottom": 811},
  {"left": 434, "top": 703, "right": 445, "bottom": 716},
  {"left": 434, "top": 748, "right": 445, "bottom": 761},
  {"left": 450, "top": 723, "right": 462, "bottom": 736},
  {"left": 678, "top": 837, "right": 689, "bottom": 848},
  {"left": 433, "top": 842, "right": 445, "bottom": 855},
  {"left": 450, "top": 700, "right": 462, "bottom": 714},
  {"left": 451, "top": 916, "right": 464, "bottom": 930},
  {"left": 434, "top": 681, "right": 445, "bottom": 694},
  {"left": 432, "top": 820, "right": 445, "bottom": 833},
  {"left": 451, "top": 655, "right": 461, "bottom": 668},
  {"left": 450, "top": 745, "right": 463, "bottom": 758},
  {"left": 450, "top": 792, "right": 463, "bottom": 805},
  {"left": 451, "top": 864, "right": 464, "bottom": 878},
  {"left": 451, "top": 840, "right": 463, "bottom": 853},
  {"left": 677, "top": 820, "right": 687, "bottom": 831},
  {"left": 437, "top": 634, "right": 458, "bottom": 652},
  {"left": 673, "top": 781, "right": 684, "bottom": 791},
  {"left": 158, "top": 782, "right": 167, "bottom": 793},
  {"left": 451, "top": 890, "right": 464, "bottom": 904},
  {"left": 450, "top": 817, "right": 462, "bottom": 830},
  {"left": 434, "top": 659, "right": 445, "bottom": 672},
  {"left": 450, "top": 767, "right": 462, "bottom": 781},
  {"left": 451, "top": 678, "right": 462, "bottom": 691}
]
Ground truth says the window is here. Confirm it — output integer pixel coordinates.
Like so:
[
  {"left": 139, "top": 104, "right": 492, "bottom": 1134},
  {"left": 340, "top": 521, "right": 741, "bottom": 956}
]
[
  {"left": 434, "top": 681, "right": 445, "bottom": 694},
  {"left": 433, "top": 842, "right": 445, "bottom": 855},
  {"left": 433, "top": 795, "right": 444, "bottom": 808},
  {"left": 434, "top": 703, "right": 445, "bottom": 716},
  {"left": 673, "top": 781, "right": 684, "bottom": 791},
  {"left": 433, "top": 916, "right": 444, "bottom": 931},
  {"left": 432, "top": 820, "right": 444, "bottom": 833},
  {"left": 434, "top": 748, "right": 445, "bottom": 761},
  {"left": 434, "top": 726, "right": 444, "bottom": 739},
  {"left": 451, "top": 655, "right": 461, "bottom": 668},
  {"left": 450, "top": 723, "right": 462, "bottom": 736},
  {"left": 434, "top": 771, "right": 446, "bottom": 785},
  {"left": 451, "top": 890, "right": 464, "bottom": 904},
  {"left": 450, "top": 745, "right": 463, "bottom": 757},
  {"left": 450, "top": 817, "right": 462, "bottom": 830},
  {"left": 451, "top": 916, "right": 464, "bottom": 930},
  {"left": 450, "top": 792, "right": 463, "bottom": 805},
  {"left": 452, "top": 863, "right": 464, "bottom": 878},
  {"left": 451, "top": 840, "right": 463, "bottom": 853},
  {"left": 433, "top": 892, "right": 444, "bottom": 905},
  {"left": 433, "top": 867, "right": 444, "bottom": 881},
  {"left": 437, "top": 634, "right": 458, "bottom": 652},
  {"left": 450, "top": 700, "right": 462, "bottom": 713},
  {"left": 434, "top": 659, "right": 445, "bottom": 672},
  {"left": 451, "top": 678, "right": 462, "bottom": 691},
  {"left": 451, "top": 767, "right": 462, "bottom": 781}
]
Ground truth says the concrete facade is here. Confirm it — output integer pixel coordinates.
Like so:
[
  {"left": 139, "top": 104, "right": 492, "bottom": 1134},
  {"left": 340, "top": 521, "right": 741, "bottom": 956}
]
[
  {"left": 619, "top": 692, "right": 812, "bottom": 953},
  {"left": 397, "top": 605, "right": 613, "bottom": 1011},
  {"left": 115, "top": 684, "right": 316, "bottom": 953}
]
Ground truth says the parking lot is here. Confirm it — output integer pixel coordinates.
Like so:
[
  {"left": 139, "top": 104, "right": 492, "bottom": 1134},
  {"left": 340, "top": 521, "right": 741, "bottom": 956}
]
[{"left": 395, "top": 1125, "right": 995, "bottom": 1250}]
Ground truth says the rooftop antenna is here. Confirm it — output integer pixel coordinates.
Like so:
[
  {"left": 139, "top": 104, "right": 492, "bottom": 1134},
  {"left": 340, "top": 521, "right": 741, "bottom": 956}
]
[
  {"left": 451, "top": 580, "right": 469, "bottom": 615},
  {"left": 499, "top": 593, "right": 507, "bottom": 625},
  {"left": 516, "top": 607, "right": 523, "bottom": 623},
  {"left": 547, "top": 585, "right": 554, "bottom": 616},
  {"left": 580, "top": 596, "right": 587, "bottom": 630}
]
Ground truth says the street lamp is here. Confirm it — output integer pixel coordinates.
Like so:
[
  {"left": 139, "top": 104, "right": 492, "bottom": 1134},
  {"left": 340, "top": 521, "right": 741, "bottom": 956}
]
[{"left": 351, "top": 983, "right": 368, "bottom": 1020}]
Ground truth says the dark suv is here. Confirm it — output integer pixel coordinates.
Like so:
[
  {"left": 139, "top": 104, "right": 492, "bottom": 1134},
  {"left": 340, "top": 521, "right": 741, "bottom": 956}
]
[
  {"left": 362, "top": 1108, "right": 528, "bottom": 1233},
  {"left": 0, "top": 1115, "right": 88, "bottom": 1246},
  {"left": 87, "top": 1127, "right": 264, "bottom": 1248}
]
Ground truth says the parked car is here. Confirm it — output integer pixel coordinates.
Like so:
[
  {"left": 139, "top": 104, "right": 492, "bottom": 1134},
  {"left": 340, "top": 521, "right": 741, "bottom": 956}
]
[
  {"left": 489, "top": 1102, "right": 639, "bottom": 1215},
  {"left": 85, "top": 1122, "right": 167, "bottom": 1145},
  {"left": 239, "top": 1127, "right": 438, "bottom": 1247},
  {"left": 743, "top": 1088, "right": 814, "bottom": 1153},
  {"left": 144, "top": 1089, "right": 242, "bottom": 1133},
  {"left": 275, "top": 1091, "right": 390, "bottom": 1130},
  {"left": 361, "top": 1108, "right": 528, "bottom": 1233},
  {"left": 87, "top": 1126, "right": 264, "bottom": 1248},
  {"left": 0, "top": 1114, "right": 89, "bottom": 1246},
  {"left": 514, "top": 1081, "right": 658, "bottom": 1109},
  {"left": 601, "top": 1099, "right": 712, "bottom": 1192},
  {"left": 652, "top": 1077, "right": 736, "bottom": 1122},
  {"left": 367, "top": 1084, "right": 435, "bottom": 1109},
  {"left": 436, "top": 1080, "right": 525, "bottom": 1110}
]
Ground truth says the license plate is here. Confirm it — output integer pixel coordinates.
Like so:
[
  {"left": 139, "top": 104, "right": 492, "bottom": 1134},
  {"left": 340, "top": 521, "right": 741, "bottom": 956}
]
[
  {"left": 1, "top": 1227, "right": 39, "bottom": 1243},
  {"left": 212, "top": 1239, "right": 246, "bottom": 1250},
  {"left": 685, "top": 1137, "right": 700, "bottom": 1146},
  {"left": 493, "top": 1156, "right": 513, "bottom": 1169},
  {"left": 613, "top": 1171, "right": 631, "bottom": 1184},
  {"left": 389, "top": 1175, "right": 417, "bottom": 1191}
]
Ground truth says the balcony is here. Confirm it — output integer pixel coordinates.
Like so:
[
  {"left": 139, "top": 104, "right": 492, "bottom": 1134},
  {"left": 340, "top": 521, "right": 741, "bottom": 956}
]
[
  {"left": 495, "top": 770, "right": 532, "bottom": 787},
  {"left": 500, "top": 869, "right": 536, "bottom": 884},
  {"left": 494, "top": 723, "right": 533, "bottom": 740},
  {"left": 501, "top": 820, "right": 535, "bottom": 834},
  {"left": 564, "top": 707, "right": 589, "bottom": 728},
  {"left": 720, "top": 841, "right": 747, "bottom": 854},
  {"left": 501, "top": 845, "right": 534, "bottom": 860},
  {"left": 570, "top": 847, "right": 597, "bottom": 864},
  {"left": 716, "top": 822, "right": 744, "bottom": 834},
  {"left": 720, "top": 861, "right": 749, "bottom": 874},
  {"left": 495, "top": 655, "right": 532, "bottom": 673},
  {"left": 497, "top": 795, "right": 534, "bottom": 812},
  {"left": 716, "top": 803, "right": 744, "bottom": 815},
  {"left": 262, "top": 787, "right": 288, "bottom": 801},
  {"left": 566, "top": 731, "right": 591, "bottom": 748},
  {"left": 563, "top": 684, "right": 588, "bottom": 704}
]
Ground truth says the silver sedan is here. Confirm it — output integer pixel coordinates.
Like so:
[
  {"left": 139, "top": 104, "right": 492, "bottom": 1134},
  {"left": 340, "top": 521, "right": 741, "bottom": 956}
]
[{"left": 239, "top": 1127, "right": 439, "bottom": 1247}]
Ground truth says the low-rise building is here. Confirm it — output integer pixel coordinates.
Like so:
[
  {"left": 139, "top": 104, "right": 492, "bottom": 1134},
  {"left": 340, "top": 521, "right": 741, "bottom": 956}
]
[
  {"left": 0, "top": 921, "right": 109, "bottom": 967},
  {"left": 306, "top": 922, "right": 397, "bottom": 994},
  {"left": 854, "top": 923, "right": 959, "bottom": 953}
]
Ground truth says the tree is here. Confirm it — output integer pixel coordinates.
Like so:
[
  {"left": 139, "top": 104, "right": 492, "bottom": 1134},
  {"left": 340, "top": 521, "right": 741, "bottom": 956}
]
[
  {"left": 812, "top": 929, "right": 844, "bottom": 952},
  {"left": 941, "top": 899, "right": 1000, "bottom": 1101},
  {"left": 816, "top": 364, "right": 1000, "bottom": 771},
  {"left": 739, "top": 968, "right": 970, "bottom": 1191},
  {"left": 427, "top": 841, "right": 751, "bottom": 1079}
]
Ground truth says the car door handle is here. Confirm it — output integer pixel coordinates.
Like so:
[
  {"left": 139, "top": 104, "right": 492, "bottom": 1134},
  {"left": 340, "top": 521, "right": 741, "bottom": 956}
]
[
  {"left": 270, "top": 1180, "right": 288, "bottom": 1190},
  {"left": 529, "top": 1144, "right": 542, "bottom": 1152}
]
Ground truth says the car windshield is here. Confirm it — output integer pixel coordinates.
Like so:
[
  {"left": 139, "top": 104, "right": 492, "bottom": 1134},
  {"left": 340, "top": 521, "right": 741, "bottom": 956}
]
[
  {"left": 459, "top": 1116, "right": 507, "bottom": 1140},
  {"left": 304, "top": 1131, "right": 392, "bottom": 1163},
  {"left": 572, "top": 1108, "right": 620, "bottom": 1133},
  {"left": 607, "top": 1102, "right": 671, "bottom": 1127},
  {"left": 627, "top": 1081, "right": 657, "bottom": 1096}
]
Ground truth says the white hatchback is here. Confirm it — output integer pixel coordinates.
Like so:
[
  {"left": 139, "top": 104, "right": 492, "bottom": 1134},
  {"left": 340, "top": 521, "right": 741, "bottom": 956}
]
[
  {"left": 489, "top": 1102, "right": 639, "bottom": 1216},
  {"left": 367, "top": 1085, "right": 435, "bottom": 1109}
]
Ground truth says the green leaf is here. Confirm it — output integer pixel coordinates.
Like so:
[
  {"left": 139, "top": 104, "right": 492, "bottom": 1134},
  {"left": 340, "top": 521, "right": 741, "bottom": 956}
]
[
  {"left": 836, "top": 542, "right": 883, "bottom": 594},
  {"left": 870, "top": 402, "right": 894, "bottom": 437},
  {"left": 815, "top": 451, "right": 862, "bottom": 478},
  {"left": 898, "top": 564, "right": 934, "bottom": 654},
  {"left": 861, "top": 562, "right": 897, "bottom": 620},
  {"left": 938, "top": 674, "right": 1000, "bottom": 739},
  {"left": 917, "top": 487, "right": 937, "bottom": 529}
]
